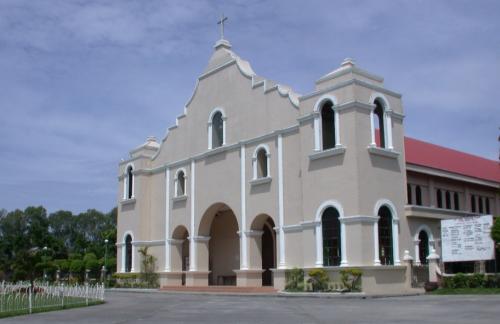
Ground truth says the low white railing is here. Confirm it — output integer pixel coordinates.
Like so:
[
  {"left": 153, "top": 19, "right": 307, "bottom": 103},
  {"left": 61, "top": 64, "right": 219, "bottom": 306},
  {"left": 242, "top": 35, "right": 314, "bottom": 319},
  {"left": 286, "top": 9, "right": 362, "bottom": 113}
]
[{"left": 0, "top": 281, "right": 104, "bottom": 315}]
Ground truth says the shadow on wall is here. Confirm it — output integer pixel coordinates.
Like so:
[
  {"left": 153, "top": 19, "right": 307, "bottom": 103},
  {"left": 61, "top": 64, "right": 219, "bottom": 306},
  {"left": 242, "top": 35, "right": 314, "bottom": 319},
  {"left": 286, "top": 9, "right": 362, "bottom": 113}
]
[
  {"left": 368, "top": 155, "right": 401, "bottom": 172},
  {"left": 308, "top": 154, "right": 345, "bottom": 172},
  {"left": 249, "top": 182, "right": 272, "bottom": 195}
]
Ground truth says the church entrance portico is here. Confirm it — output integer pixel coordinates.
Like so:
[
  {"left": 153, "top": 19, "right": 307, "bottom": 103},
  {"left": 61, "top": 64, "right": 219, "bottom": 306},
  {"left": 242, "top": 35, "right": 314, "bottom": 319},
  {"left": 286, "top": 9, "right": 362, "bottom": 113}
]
[{"left": 190, "top": 203, "right": 240, "bottom": 286}]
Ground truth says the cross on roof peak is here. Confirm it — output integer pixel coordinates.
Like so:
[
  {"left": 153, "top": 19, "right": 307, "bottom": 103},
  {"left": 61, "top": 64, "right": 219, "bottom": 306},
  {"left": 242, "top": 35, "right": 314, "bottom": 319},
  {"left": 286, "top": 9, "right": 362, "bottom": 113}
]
[{"left": 217, "top": 14, "right": 228, "bottom": 40}]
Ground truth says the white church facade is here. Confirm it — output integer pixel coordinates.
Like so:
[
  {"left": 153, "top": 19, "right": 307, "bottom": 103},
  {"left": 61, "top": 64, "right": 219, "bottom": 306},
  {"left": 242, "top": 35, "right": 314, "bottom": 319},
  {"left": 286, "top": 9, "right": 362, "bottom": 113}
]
[{"left": 116, "top": 37, "right": 500, "bottom": 293}]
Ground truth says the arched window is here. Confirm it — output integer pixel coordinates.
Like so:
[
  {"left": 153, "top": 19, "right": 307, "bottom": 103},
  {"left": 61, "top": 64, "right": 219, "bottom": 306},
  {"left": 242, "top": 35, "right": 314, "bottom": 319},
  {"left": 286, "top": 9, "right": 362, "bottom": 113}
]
[
  {"left": 211, "top": 111, "right": 224, "bottom": 149},
  {"left": 321, "top": 101, "right": 336, "bottom": 150},
  {"left": 437, "top": 189, "right": 443, "bottom": 208},
  {"left": 125, "top": 235, "right": 132, "bottom": 272},
  {"left": 322, "top": 207, "right": 341, "bottom": 266},
  {"left": 454, "top": 192, "right": 460, "bottom": 210},
  {"left": 479, "top": 197, "right": 484, "bottom": 214},
  {"left": 415, "top": 186, "right": 422, "bottom": 206},
  {"left": 378, "top": 206, "right": 393, "bottom": 265},
  {"left": 175, "top": 170, "right": 186, "bottom": 197},
  {"left": 418, "top": 230, "right": 429, "bottom": 265},
  {"left": 373, "top": 99, "right": 386, "bottom": 148},
  {"left": 257, "top": 149, "right": 268, "bottom": 178},
  {"left": 445, "top": 191, "right": 451, "bottom": 209},
  {"left": 485, "top": 198, "right": 490, "bottom": 214},
  {"left": 407, "top": 184, "right": 412, "bottom": 204},
  {"left": 471, "top": 195, "right": 476, "bottom": 212},
  {"left": 252, "top": 145, "right": 271, "bottom": 180},
  {"left": 125, "top": 165, "right": 134, "bottom": 199}
]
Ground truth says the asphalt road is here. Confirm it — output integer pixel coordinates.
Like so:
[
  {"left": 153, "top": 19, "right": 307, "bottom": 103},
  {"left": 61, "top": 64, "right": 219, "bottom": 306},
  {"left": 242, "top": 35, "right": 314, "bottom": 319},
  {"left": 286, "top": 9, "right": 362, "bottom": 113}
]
[{"left": 2, "top": 291, "right": 500, "bottom": 324}]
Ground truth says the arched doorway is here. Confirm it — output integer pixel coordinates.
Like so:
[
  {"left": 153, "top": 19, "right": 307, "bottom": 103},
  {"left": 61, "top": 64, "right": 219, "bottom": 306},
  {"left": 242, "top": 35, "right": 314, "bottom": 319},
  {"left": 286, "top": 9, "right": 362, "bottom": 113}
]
[
  {"left": 418, "top": 230, "right": 429, "bottom": 265},
  {"left": 250, "top": 214, "right": 276, "bottom": 286},
  {"left": 322, "top": 207, "right": 342, "bottom": 266},
  {"left": 378, "top": 206, "right": 394, "bottom": 265},
  {"left": 125, "top": 234, "right": 132, "bottom": 272},
  {"left": 199, "top": 203, "right": 240, "bottom": 286},
  {"left": 172, "top": 225, "right": 189, "bottom": 285}
]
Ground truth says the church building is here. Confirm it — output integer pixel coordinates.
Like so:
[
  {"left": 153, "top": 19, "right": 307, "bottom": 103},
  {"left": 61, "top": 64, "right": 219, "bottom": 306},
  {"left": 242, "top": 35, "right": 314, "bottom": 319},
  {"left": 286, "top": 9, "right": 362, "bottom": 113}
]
[{"left": 116, "top": 35, "right": 500, "bottom": 293}]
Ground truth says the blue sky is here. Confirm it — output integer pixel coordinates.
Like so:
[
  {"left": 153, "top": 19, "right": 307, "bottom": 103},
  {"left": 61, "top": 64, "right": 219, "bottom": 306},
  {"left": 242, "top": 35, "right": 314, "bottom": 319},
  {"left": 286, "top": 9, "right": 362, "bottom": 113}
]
[{"left": 0, "top": 0, "right": 498, "bottom": 214}]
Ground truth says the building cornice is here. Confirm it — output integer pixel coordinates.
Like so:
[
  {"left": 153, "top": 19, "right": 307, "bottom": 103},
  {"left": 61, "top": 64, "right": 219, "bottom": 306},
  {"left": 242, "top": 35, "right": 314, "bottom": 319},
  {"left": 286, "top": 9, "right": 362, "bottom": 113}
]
[{"left": 406, "top": 164, "right": 499, "bottom": 188}]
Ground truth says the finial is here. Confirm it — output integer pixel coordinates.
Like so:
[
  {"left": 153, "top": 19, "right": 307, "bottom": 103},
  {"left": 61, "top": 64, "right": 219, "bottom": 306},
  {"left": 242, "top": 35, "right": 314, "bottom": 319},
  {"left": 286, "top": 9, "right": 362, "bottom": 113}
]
[
  {"left": 341, "top": 57, "right": 356, "bottom": 67},
  {"left": 217, "top": 14, "right": 228, "bottom": 40}
]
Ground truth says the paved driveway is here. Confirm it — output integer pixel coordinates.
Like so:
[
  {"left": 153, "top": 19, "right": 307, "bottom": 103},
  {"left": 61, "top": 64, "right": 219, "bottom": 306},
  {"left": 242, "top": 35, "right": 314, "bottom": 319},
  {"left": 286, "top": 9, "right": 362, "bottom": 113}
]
[{"left": 2, "top": 291, "right": 500, "bottom": 324}]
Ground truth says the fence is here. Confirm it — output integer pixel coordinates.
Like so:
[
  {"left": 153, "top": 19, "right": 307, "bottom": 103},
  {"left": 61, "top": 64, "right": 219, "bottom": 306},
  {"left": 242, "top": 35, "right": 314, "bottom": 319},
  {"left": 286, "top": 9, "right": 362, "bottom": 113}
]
[{"left": 0, "top": 281, "right": 104, "bottom": 317}]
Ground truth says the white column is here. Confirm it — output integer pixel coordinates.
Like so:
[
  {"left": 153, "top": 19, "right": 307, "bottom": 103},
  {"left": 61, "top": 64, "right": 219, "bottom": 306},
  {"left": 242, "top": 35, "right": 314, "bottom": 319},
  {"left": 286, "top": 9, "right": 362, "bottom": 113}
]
[
  {"left": 131, "top": 244, "right": 136, "bottom": 272},
  {"left": 222, "top": 117, "right": 227, "bottom": 145},
  {"left": 373, "top": 221, "right": 381, "bottom": 266},
  {"left": 189, "top": 159, "right": 196, "bottom": 271},
  {"left": 277, "top": 134, "right": 286, "bottom": 269},
  {"left": 123, "top": 175, "right": 127, "bottom": 200},
  {"left": 385, "top": 112, "right": 393, "bottom": 150},
  {"left": 334, "top": 110, "right": 340, "bottom": 147},
  {"left": 414, "top": 239, "right": 421, "bottom": 266},
  {"left": 313, "top": 114, "right": 320, "bottom": 151},
  {"left": 120, "top": 244, "right": 126, "bottom": 272},
  {"left": 252, "top": 157, "right": 257, "bottom": 180},
  {"left": 164, "top": 168, "right": 171, "bottom": 271},
  {"left": 392, "top": 220, "right": 400, "bottom": 265},
  {"left": 340, "top": 220, "right": 348, "bottom": 266},
  {"left": 240, "top": 145, "right": 248, "bottom": 270},
  {"left": 315, "top": 223, "right": 323, "bottom": 267},
  {"left": 370, "top": 110, "right": 376, "bottom": 146},
  {"left": 207, "top": 122, "right": 212, "bottom": 149}
]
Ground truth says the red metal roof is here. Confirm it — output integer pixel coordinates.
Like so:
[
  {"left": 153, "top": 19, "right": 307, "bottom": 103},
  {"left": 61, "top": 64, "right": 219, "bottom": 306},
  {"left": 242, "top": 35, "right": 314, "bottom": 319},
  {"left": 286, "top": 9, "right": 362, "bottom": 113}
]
[{"left": 404, "top": 136, "right": 500, "bottom": 183}]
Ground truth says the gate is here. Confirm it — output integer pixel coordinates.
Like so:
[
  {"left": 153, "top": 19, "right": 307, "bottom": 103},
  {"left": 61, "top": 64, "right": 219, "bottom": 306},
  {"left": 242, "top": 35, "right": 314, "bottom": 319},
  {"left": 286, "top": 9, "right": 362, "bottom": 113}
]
[{"left": 412, "top": 265, "right": 429, "bottom": 287}]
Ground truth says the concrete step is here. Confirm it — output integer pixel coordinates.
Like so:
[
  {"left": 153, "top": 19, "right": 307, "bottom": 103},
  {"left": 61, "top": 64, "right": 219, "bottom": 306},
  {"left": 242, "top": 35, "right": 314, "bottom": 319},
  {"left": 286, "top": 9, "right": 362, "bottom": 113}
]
[{"left": 160, "top": 285, "right": 278, "bottom": 293}]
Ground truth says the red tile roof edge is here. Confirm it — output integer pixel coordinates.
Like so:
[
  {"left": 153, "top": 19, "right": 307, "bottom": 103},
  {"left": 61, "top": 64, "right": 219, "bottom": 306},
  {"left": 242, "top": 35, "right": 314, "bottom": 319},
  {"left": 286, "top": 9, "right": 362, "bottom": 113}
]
[{"left": 404, "top": 136, "right": 500, "bottom": 184}]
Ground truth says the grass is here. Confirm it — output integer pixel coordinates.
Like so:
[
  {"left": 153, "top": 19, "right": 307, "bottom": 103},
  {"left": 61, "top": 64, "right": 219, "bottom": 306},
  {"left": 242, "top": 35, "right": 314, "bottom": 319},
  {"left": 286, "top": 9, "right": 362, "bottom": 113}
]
[
  {"left": 0, "top": 294, "right": 104, "bottom": 319},
  {"left": 429, "top": 288, "right": 500, "bottom": 295}
]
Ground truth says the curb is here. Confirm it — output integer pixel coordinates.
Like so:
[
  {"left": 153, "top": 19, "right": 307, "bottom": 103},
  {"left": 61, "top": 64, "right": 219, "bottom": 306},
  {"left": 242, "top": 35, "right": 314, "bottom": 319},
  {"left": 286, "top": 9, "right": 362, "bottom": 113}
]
[{"left": 107, "top": 288, "right": 424, "bottom": 299}]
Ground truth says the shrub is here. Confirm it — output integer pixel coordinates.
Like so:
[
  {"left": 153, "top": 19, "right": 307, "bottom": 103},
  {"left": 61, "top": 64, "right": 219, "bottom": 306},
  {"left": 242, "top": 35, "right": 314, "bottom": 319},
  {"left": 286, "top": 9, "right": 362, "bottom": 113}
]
[
  {"left": 138, "top": 247, "right": 159, "bottom": 288},
  {"left": 307, "top": 268, "right": 329, "bottom": 292},
  {"left": 285, "top": 268, "right": 304, "bottom": 291},
  {"left": 340, "top": 268, "right": 363, "bottom": 292},
  {"left": 469, "top": 273, "right": 485, "bottom": 288},
  {"left": 452, "top": 273, "right": 468, "bottom": 288}
]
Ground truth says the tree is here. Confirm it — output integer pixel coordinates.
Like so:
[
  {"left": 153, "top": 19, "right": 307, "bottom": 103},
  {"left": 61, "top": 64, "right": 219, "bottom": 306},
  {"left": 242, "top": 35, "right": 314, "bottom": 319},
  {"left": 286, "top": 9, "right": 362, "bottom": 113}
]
[
  {"left": 491, "top": 217, "right": 500, "bottom": 250},
  {"left": 0, "top": 207, "right": 51, "bottom": 286}
]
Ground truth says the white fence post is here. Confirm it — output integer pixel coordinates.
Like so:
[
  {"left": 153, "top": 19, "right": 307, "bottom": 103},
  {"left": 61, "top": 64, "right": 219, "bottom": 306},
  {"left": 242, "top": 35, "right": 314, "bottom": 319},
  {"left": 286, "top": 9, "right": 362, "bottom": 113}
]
[
  {"left": 28, "top": 287, "right": 32, "bottom": 314},
  {"left": 85, "top": 283, "right": 89, "bottom": 306}
]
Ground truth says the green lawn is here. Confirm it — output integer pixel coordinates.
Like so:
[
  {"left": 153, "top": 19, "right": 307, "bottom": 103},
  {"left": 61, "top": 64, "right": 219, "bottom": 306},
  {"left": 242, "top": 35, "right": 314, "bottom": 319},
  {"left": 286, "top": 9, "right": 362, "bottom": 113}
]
[
  {"left": 0, "top": 294, "right": 104, "bottom": 319},
  {"left": 429, "top": 288, "right": 500, "bottom": 295}
]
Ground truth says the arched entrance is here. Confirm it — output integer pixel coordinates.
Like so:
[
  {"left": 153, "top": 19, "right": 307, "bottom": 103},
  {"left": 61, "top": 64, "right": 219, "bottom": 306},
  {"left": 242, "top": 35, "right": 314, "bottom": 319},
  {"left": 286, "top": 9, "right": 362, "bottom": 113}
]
[
  {"left": 250, "top": 214, "right": 276, "bottom": 286},
  {"left": 378, "top": 206, "right": 394, "bottom": 265},
  {"left": 125, "top": 234, "right": 132, "bottom": 272},
  {"left": 199, "top": 203, "right": 240, "bottom": 286},
  {"left": 418, "top": 230, "right": 429, "bottom": 265},
  {"left": 172, "top": 225, "right": 189, "bottom": 285}
]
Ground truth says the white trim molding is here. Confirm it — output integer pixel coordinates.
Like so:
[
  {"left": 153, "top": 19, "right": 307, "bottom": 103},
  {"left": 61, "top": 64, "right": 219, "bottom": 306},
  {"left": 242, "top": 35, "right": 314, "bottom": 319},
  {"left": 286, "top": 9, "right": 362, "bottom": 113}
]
[
  {"left": 314, "top": 200, "right": 348, "bottom": 267},
  {"left": 277, "top": 134, "right": 286, "bottom": 269},
  {"left": 313, "top": 94, "right": 340, "bottom": 151},
  {"left": 252, "top": 144, "right": 271, "bottom": 180},
  {"left": 413, "top": 224, "right": 435, "bottom": 265},
  {"left": 123, "top": 163, "right": 135, "bottom": 200},
  {"left": 121, "top": 231, "right": 135, "bottom": 273},
  {"left": 373, "top": 199, "right": 401, "bottom": 266},
  {"left": 207, "top": 107, "right": 227, "bottom": 149},
  {"left": 369, "top": 93, "right": 393, "bottom": 150},
  {"left": 240, "top": 144, "right": 248, "bottom": 270},
  {"left": 164, "top": 168, "right": 171, "bottom": 271},
  {"left": 174, "top": 168, "right": 187, "bottom": 197},
  {"left": 189, "top": 160, "right": 196, "bottom": 271}
]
